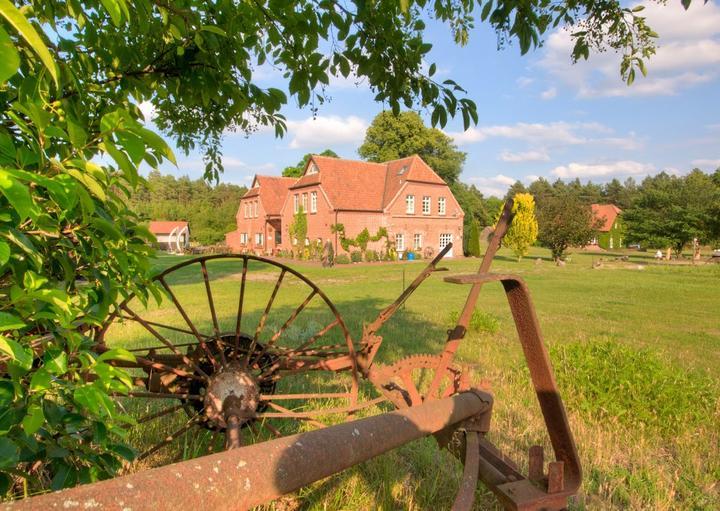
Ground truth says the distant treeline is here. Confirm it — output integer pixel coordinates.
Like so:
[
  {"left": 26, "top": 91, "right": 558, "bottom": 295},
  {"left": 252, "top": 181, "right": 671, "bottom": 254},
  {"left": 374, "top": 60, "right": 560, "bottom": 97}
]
[
  {"left": 129, "top": 170, "right": 247, "bottom": 245},
  {"left": 508, "top": 168, "right": 720, "bottom": 253}
]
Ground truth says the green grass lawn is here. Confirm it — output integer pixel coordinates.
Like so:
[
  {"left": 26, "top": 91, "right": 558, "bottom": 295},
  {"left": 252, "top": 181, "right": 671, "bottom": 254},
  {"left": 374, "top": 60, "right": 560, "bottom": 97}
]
[{"left": 106, "top": 247, "right": 720, "bottom": 510}]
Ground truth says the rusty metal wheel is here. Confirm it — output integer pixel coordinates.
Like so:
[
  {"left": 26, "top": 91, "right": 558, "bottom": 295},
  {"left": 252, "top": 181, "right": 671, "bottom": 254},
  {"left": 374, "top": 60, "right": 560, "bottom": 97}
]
[{"left": 95, "top": 255, "right": 373, "bottom": 464}]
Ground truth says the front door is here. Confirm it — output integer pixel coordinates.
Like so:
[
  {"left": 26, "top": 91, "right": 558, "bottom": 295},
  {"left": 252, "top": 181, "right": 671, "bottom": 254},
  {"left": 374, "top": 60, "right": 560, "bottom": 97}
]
[{"left": 439, "top": 233, "right": 453, "bottom": 257}]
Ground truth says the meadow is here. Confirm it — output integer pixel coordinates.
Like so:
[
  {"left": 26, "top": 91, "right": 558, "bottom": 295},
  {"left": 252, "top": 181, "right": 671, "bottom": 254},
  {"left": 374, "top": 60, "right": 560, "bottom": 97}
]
[{"left": 105, "top": 247, "right": 720, "bottom": 510}]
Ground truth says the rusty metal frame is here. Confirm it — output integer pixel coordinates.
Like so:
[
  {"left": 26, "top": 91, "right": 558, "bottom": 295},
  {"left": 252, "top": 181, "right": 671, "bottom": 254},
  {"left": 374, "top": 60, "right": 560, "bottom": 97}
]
[{"left": 443, "top": 272, "right": 582, "bottom": 510}]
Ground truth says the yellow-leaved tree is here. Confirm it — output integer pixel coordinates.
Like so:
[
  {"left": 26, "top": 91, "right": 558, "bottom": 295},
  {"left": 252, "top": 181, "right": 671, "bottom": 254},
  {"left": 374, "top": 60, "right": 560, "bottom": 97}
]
[{"left": 500, "top": 193, "right": 538, "bottom": 260}]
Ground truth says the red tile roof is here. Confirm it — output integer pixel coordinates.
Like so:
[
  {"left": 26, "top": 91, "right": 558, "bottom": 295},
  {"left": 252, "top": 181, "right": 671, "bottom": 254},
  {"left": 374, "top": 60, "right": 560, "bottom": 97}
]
[
  {"left": 591, "top": 204, "right": 622, "bottom": 232},
  {"left": 289, "top": 154, "right": 447, "bottom": 211},
  {"left": 243, "top": 176, "right": 296, "bottom": 215},
  {"left": 148, "top": 221, "right": 188, "bottom": 234}
]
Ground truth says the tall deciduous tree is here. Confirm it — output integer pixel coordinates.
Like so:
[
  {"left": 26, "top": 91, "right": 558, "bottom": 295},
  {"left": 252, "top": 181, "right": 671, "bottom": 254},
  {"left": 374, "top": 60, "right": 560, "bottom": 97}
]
[
  {"left": 537, "top": 194, "right": 599, "bottom": 261},
  {"left": 282, "top": 150, "right": 339, "bottom": 178},
  {"left": 503, "top": 193, "right": 538, "bottom": 260},
  {"left": 358, "top": 111, "right": 466, "bottom": 185}
]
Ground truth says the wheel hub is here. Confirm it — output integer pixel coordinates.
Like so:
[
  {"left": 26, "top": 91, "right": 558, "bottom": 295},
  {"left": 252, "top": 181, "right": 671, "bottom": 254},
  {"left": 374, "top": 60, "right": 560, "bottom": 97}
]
[{"left": 204, "top": 362, "right": 260, "bottom": 428}]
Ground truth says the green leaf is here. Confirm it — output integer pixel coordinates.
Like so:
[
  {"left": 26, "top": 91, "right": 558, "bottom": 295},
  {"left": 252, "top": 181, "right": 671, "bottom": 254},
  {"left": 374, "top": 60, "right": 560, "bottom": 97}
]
[
  {"left": 100, "top": 0, "right": 123, "bottom": 26},
  {"left": 0, "top": 169, "right": 34, "bottom": 221},
  {"left": 30, "top": 368, "right": 52, "bottom": 392},
  {"left": 0, "top": 25, "right": 19, "bottom": 83},
  {"left": 201, "top": 25, "right": 226, "bottom": 36},
  {"left": 0, "top": 335, "right": 32, "bottom": 370},
  {"left": 22, "top": 404, "right": 45, "bottom": 435},
  {"left": 0, "top": 437, "right": 19, "bottom": 469},
  {"left": 97, "top": 348, "right": 136, "bottom": 364},
  {"left": 136, "top": 127, "right": 176, "bottom": 165},
  {"left": 43, "top": 349, "right": 68, "bottom": 375},
  {"left": 0, "top": 0, "right": 59, "bottom": 85},
  {"left": 0, "top": 381, "right": 14, "bottom": 408},
  {"left": 0, "top": 311, "right": 25, "bottom": 331}
]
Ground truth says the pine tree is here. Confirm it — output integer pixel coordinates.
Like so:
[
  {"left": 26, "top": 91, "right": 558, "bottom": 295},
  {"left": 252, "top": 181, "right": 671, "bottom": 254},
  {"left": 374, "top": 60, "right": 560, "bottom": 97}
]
[
  {"left": 503, "top": 193, "right": 538, "bottom": 260},
  {"left": 467, "top": 219, "right": 482, "bottom": 257}
]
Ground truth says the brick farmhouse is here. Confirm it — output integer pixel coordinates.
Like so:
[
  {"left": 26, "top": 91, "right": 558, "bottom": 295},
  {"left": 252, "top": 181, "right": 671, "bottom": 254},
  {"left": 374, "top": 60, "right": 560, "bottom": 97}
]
[{"left": 225, "top": 155, "right": 464, "bottom": 258}]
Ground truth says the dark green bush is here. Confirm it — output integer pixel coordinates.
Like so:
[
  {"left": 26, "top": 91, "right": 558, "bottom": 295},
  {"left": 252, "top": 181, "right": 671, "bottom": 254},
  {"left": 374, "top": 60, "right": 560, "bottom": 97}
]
[
  {"left": 350, "top": 251, "right": 362, "bottom": 263},
  {"left": 365, "top": 250, "right": 379, "bottom": 262}
]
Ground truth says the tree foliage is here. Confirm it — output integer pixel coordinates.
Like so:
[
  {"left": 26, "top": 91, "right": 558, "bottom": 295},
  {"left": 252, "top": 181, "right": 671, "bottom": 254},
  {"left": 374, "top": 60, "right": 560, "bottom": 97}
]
[
  {"left": 623, "top": 170, "right": 720, "bottom": 254},
  {"left": 282, "top": 150, "right": 338, "bottom": 178},
  {"left": 289, "top": 206, "right": 308, "bottom": 258},
  {"left": 537, "top": 193, "right": 599, "bottom": 261},
  {"left": 466, "top": 219, "right": 481, "bottom": 257},
  {"left": 358, "top": 111, "right": 466, "bottom": 185},
  {"left": 502, "top": 193, "right": 538, "bottom": 260},
  {"left": 129, "top": 170, "right": 247, "bottom": 245}
]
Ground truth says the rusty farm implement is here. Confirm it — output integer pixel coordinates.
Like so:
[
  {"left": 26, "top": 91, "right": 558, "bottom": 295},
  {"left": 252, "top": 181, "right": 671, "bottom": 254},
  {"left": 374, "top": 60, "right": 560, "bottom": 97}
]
[{"left": 6, "top": 201, "right": 581, "bottom": 510}]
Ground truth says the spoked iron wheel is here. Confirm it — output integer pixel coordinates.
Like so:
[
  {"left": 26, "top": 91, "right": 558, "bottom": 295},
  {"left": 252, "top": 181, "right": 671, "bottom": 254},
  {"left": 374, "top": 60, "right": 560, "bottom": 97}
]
[{"left": 96, "top": 255, "right": 372, "bottom": 464}]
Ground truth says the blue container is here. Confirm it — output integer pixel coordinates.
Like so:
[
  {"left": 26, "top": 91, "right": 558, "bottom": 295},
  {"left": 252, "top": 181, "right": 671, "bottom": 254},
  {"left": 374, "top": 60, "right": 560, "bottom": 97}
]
[{"left": 407, "top": 252, "right": 415, "bottom": 261}]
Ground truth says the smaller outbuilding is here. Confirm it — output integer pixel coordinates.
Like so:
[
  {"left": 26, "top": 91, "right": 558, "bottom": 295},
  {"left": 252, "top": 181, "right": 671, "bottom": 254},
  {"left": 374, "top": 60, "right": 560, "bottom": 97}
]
[
  {"left": 589, "top": 204, "right": 624, "bottom": 250},
  {"left": 149, "top": 221, "right": 190, "bottom": 253}
]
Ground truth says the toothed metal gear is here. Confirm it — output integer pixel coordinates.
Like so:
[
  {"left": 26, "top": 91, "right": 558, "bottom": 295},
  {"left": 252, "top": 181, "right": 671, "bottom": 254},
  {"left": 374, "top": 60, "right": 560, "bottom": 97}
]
[{"left": 369, "top": 354, "right": 469, "bottom": 409}]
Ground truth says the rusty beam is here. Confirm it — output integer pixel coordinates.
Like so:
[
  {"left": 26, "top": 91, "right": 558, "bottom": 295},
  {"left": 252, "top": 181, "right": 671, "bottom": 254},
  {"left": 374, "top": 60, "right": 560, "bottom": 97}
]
[{"left": 4, "top": 391, "right": 493, "bottom": 511}]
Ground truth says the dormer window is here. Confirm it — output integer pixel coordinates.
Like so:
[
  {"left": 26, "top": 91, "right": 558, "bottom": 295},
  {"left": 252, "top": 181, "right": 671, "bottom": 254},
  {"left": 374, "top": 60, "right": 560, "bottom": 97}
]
[
  {"left": 398, "top": 165, "right": 408, "bottom": 175},
  {"left": 307, "top": 163, "right": 318, "bottom": 175}
]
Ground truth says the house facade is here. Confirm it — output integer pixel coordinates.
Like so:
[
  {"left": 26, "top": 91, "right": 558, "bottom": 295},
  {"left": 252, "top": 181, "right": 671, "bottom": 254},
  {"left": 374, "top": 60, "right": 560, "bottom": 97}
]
[
  {"left": 226, "top": 155, "right": 464, "bottom": 257},
  {"left": 225, "top": 176, "right": 296, "bottom": 255},
  {"left": 589, "top": 204, "right": 624, "bottom": 250},
  {"left": 149, "top": 221, "right": 190, "bottom": 253}
]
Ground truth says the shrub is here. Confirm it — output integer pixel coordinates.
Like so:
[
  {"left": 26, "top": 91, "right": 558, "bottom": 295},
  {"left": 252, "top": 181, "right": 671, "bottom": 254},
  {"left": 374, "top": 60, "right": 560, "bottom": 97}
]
[
  {"left": 335, "top": 254, "right": 351, "bottom": 264},
  {"left": 350, "top": 251, "right": 362, "bottom": 263},
  {"left": 448, "top": 310, "right": 500, "bottom": 334},
  {"left": 550, "top": 340, "right": 718, "bottom": 435},
  {"left": 365, "top": 250, "right": 379, "bottom": 262}
]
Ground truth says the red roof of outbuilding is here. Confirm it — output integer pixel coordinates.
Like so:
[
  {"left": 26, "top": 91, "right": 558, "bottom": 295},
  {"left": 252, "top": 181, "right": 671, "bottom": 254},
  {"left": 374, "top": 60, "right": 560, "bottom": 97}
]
[
  {"left": 148, "top": 221, "right": 188, "bottom": 234},
  {"left": 591, "top": 204, "right": 622, "bottom": 232}
]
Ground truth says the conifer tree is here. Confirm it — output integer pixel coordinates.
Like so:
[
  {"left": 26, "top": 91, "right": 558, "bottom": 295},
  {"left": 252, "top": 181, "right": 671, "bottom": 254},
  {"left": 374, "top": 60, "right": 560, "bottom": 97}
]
[{"left": 467, "top": 219, "right": 482, "bottom": 257}]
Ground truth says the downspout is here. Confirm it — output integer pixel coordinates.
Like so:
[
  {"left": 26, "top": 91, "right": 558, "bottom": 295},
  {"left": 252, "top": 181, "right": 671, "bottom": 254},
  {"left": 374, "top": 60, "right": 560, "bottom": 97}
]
[{"left": 334, "top": 210, "right": 338, "bottom": 254}]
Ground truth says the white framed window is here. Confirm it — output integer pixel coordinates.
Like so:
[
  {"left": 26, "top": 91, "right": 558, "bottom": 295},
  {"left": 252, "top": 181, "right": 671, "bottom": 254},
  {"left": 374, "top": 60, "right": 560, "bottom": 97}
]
[
  {"left": 307, "top": 163, "right": 318, "bottom": 174},
  {"left": 243, "top": 203, "right": 248, "bottom": 218},
  {"left": 310, "top": 191, "right": 317, "bottom": 213},
  {"left": 422, "top": 196, "right": 431, "bottom": 215},
  {"left": 438, "top": 196, "right": 446, "bottom": 215},
  {"left": 293, "top": 194, "right": 299, "bottom": 213},
  {"left": 414, "top": 233, "right": 422, "bottom": 250},
  {"left": 253, "top": 201, "right": 258, "bottom": 218},
  {"left": 439, "top": 233, "right": 452, "bottom": 249},
  {"left": 405, "top": 195, "right": 415, "bottom": 214},
  {"left": 395, "top": 233, "right": 405, "bottom": 252},
  {"left": 240, "top": 233, "right": 248, "bottom": 244},
  {"left": 301, "top": 193, "right": 307, "bottom": 211},
  {"left": 255, "top": 233, "right": 264, "bottom": 246}
]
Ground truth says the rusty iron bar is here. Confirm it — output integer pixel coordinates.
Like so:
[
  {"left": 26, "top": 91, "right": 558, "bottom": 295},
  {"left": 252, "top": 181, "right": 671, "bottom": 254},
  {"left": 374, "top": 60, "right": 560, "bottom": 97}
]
[
  {"left": 4, "top": 391, "right": 493, "bottom": 511},
  {"left": 443, "top": 271, "right": 582, "bottom": 506}
]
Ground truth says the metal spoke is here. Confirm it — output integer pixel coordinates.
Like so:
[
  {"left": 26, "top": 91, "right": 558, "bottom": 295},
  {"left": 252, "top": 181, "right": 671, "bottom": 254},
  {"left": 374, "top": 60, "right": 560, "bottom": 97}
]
[
  {"left": 265, "top": 402, "right": 327, "bottom": 429},
  {"left": 136, "top": 405, "right": 186, "bottom": 424},
  {"left": 158, "top": 277, "right": 219, "bottom": 370},
  {"left": 121, "top": 304, "right": 210, "bottom": 379},
  {"left": 244, "top": 269, "right": 286, "bottom": 369},
  {"left": 260, "top": 393, "right": 351, "bottom": 401},
  {"left": 200, "top": 261, "right": 227, "bottom": 367},
  {"left": 257, "top": 320, "right": 340, "bottom": 379},
  {"left": 249, "top": 289, "right": 317, "bottom": 369},
  {"left": 234, "top": 257, "right": 248, "bottom": 359},
  {"left": 122, "top": 391, "right": 203, "bottom": 401},
  {"left": 136, "top": 415, "right": 202, "bottom": 462},
  {"left": 131, "top": 354, "right": 204, "bottom": 382},
  {"left": 118, "top": 315, "right": 213, "bottom": 341}
]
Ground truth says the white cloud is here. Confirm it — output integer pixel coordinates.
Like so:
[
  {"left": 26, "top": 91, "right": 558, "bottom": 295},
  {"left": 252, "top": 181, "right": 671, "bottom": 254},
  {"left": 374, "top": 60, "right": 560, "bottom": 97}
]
[
  {"left": 286, "top": 115, "right": 368, "bottom": 149},
  {"left": 468, "top": 174, "right": 518, "bottom": 197},
  {"left": 538, "top": 1, "right": 720, "bottom": 97},
  {"left": 499, "top": 149, "right": 550, "bottom": 163},
  {"left": 137, "top": 101, "right": 155, "bottom": 122},
  {"left": 691, "top": 158, "right": 720, "bottom": 169},
  {"left": 540, "top": 87, "right": 557, "bottom": 100},
  {"left": 524, "top": 174, "right": 541, "bottom": 183},
  {"left": 448, "top": 121, "right": 638, "bottom": 150},
  {"left": 551, "top": 160, "right": 655, "bottom": 179},
  {"left": 516, "top": 76, "right": 534, "bottom": 88}
]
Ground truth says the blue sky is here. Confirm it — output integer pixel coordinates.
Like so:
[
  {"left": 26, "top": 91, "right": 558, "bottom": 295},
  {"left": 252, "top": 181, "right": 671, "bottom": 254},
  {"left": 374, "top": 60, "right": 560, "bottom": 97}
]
[{"left": 147, "top": 1, "right": 720, "bottom": 198}]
